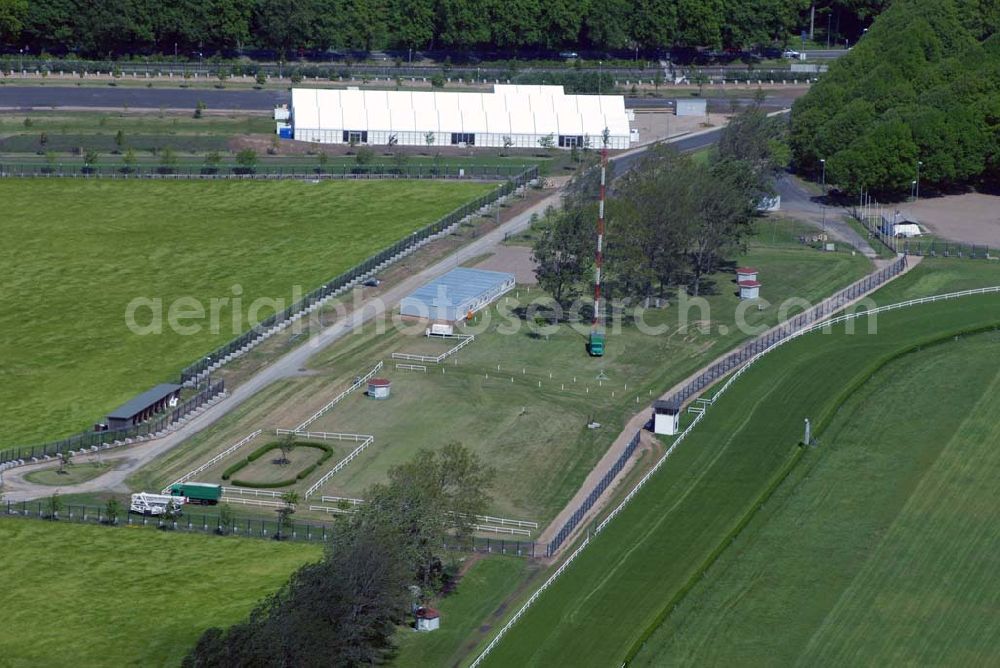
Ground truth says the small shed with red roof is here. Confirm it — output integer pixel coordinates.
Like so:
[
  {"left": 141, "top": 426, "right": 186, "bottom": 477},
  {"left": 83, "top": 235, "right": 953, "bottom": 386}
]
[
  {"left": 368, "top": 378, "right": 392, "bottom": 400},
  {"left": 415, "top": 606, "right": 440, "bottom": 632},
  {"left": 738, "top": 279, "right": 761, "bottom": 300},
  {"left": 736, "top": 267, "right": 758, "bottom": 283}
]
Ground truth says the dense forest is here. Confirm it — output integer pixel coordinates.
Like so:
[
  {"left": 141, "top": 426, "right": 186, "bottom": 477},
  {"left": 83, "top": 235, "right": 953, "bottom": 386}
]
[
  {"left": 0, "top": 0, "right": 886, "bottom": 58},
  {"left": 790, "top": 0, "right": 1000, "bottom": 196}
]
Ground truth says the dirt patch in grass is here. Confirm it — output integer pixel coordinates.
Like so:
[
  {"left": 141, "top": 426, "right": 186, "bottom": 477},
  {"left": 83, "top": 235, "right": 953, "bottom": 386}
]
[{"left": 904, "top": 192, "right": 1000, "bottom": 246}]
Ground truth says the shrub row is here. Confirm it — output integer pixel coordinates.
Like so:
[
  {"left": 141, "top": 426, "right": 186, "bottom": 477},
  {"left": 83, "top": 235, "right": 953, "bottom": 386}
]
[{"left": 222, "top": 441, "right": 334, "bottom": 482}]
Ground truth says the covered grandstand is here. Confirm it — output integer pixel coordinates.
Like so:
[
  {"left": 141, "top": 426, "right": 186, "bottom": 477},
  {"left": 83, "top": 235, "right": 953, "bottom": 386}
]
[{"left": 289, "top": 85, "right": 632, "bottom": 149}]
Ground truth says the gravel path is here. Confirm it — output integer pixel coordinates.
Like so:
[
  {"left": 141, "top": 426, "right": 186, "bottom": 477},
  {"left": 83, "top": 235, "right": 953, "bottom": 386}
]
[{"left": 776, "top": 173, "right": 878, "bottom": 258}]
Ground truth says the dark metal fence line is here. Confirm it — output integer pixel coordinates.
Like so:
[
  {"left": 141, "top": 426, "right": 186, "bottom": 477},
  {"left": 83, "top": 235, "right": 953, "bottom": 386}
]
[
  {"left": 1, "top": 501, "right": 536, "bottom": 555},
  {"left": 665, "top": 256, "right": 908, "bottom": 409},
  {"left": 901, "top": 240, "right": 992, "bottom": 259},
  {"left": 177, "top": 165, "right": 537, "bottom": 384},
  {"left": 0, "top": 381, "right": 224, "bottom": 465},
  {"left": 546, "top": 430, "right": 641, "bottom": 557},
  {"left": 0, "top": 163, "right": 530, "bottom": 180},
  {"left": 543, "top": 256, "right": 908, "bottom": 557}
]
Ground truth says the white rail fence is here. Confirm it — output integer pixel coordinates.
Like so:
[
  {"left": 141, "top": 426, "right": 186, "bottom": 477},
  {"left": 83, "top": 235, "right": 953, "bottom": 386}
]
[
  {"left": 293, "top": 361, "right": 383, "bottom": 432},
  {"left": 396, "top": 363, "right": 427, "bottom": 372},
  {"left": 161, "top": 429, "right": 262, "bottom": 493},
  {"left": 304, "top": 435, "right": 376, "bottom": 498},
  {"left": 468, "top": 285, "right": 1000, "bottom": 667},
  {"left": 221, "top": 496, "right": 285, "bottom": 509},
  {"left": 276, "top": 429, "right": 371, "bottom": 443},
  {"left": 308, "top": 504, "right": 356, "bottom": 515},
  {"left": 221, "top": 487, "right": 284, "bottom": 499},
  {"left": 473, "top": 524, "right": 532, "bottom": 537},
  {"left": 391, "top": 335, "right": 475, "bottom": 364},
  {"left": 320, "top": 495, "right": 365, "bottom": 506}
]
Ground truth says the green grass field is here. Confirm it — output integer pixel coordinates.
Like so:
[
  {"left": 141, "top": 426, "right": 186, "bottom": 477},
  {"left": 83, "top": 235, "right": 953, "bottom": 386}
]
[
  {"left": 0, "top": 179, "right": 492, "bottom": 449},
  {"left": 135, "top": 219, "right": 872, "bottom": 524},
  {"left": 0, "top": 520, "right": 320, "bottom": 667},
  {"left": 479, "top": 290, "right": 1000, "bottom": 667},
  {"left": 22, "top": 461, "right": 117, "bottom": 486},
  {"left": 631, "top": 332, "right": 1000, "bottom": 666},
  {"left": 391, "top": 557, "right": 533, "bottom": 667}
]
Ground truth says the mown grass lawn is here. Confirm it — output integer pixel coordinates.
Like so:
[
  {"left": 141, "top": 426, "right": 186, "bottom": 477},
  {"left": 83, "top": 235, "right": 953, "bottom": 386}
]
[
  {"left": 390, "top": 557, "right": 532, "bottom": 667},
  {"left": 137, "top": 218, "right": 873, "bottom": 525},
  {"left": 0, "top": 179, "right": 492, "bottom": 449},
  {"left": 632, "top": 332, "right": 1000, "bottom": 666},
  {"left": 480, "top": 291, "right": 1000, "bottom": 667},
  {"left": 0, "top": 520, "right": 320, "bottom": 667}
]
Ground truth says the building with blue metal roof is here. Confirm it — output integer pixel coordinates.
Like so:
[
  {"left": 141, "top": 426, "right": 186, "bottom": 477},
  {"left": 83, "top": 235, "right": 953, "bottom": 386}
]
[{"left": 400, "top": 267, "right": 515, "bottom": 322}]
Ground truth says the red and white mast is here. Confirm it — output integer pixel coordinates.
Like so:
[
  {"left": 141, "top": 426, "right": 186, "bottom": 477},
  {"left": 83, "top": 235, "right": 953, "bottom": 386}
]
[{"left": 592, "top": 145, "right": 607, "bottom": 329}]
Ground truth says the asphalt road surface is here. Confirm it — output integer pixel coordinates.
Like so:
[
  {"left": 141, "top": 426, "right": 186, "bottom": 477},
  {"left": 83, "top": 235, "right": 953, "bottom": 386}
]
[
  {"left": 0, "top": 85, "right": 805, "bottom": 113},
  {"left": 0, "top": 86, "right": 290, "bottom": 111}
]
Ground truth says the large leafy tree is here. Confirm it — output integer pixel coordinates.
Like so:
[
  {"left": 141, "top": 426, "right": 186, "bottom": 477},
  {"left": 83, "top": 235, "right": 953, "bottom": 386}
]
[{"left": 0, "top": 0, "right": 27, "bottom": 46}]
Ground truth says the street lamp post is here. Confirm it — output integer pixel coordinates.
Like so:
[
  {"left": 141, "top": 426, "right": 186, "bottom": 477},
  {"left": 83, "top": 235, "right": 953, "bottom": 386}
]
[
  {"left": 820, "top": 158, "right": 827, "bottom": 236},
  {"left": 915, "top": 160, "right": 922, "bottom": 202},
  {"left": 599, "top": 61, "right": 603, "bottom": 94}
]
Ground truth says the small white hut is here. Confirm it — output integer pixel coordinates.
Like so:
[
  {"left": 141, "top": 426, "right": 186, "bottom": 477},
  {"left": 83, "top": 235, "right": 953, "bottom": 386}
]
[
  {"left": 415, "top": 607, "right": 440, "bottom": 632},
  {"left": 368, "top": 378, "right": 391, "bottom": 400}
]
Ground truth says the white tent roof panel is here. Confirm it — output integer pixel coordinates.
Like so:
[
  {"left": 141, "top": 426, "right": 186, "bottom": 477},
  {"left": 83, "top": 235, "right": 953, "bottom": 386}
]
[{"left": 291, "top": 85, "right": 631, "bottom": 143}]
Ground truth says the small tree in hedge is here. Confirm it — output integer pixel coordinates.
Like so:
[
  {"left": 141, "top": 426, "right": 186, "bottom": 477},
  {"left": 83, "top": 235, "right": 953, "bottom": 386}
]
[
  {"left": 355, "top": 146, "right": 374, "bottom": 167},
  {"left": 217, "top": 502, "right": 234, "bottom": 535},
  {"left": 276, "top": 491, "right": 299, "bottom": 540},
  {"left": 122, "top": 146, "right": 137, "bottom": 172},
  {"left": 277, "top": 434, "right": 294, "bottom": 466},
  {"left": 317, "top": 151, "right": 329, "bottom": 173},
  {"left": 537, "top": 133, "right": 556, "bottom": 152},
  {"left": 203, "top": 150, "right": 221, "bottom": 173},
  {"left": 255, "top": 71, "right": 267, "bottom": 87},
  {"left": 58, "top": 450, "right": 72, "bottom": 474},
  {"left": 83, "top": 148, "right": 99, "bottom": 168},
  {"left": 47, "top": 492, "right": 62, "bottom": 520},
  {"left": 104, "top": 497, "right": 121, "bottom": 525},
  {"left": 235, "top": 148, "right": 257, "bottom": 173},
  {"left": 159, "top": 146, "right": 177, "bottom": 173}
]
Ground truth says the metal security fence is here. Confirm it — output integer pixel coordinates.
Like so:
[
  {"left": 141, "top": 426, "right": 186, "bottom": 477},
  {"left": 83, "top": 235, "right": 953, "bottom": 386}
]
[
  {"left": 0, "top": 381, "right": 224, "bottom": 466},
  {"left": 901, "top": 239, "right": 992, "bottom": 259},
  {"left": 546, "top": 430, "right": 640, "bottom": 557},
  {"left": 663, "top": 255, "right": 908, "bottom": 409},
  {"left": 178, "top": 166, "right": 537, "bottom": 384},
  {"left": 469, "top": 282, "right": 1000, "bottom": 668},
  {"left": 0, "top": 162, "right": 533, "bottom": 181},
  {"left": 0, "top": 501, "right": 537, "bottom": 555}
]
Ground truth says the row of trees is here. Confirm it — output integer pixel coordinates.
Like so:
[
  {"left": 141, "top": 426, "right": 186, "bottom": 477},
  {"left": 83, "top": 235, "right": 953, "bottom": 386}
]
[
  {"left": 0, "top": 0, "right": 888, "bottom": 57},
  {"left": 790, "top": 0, "right": 1000, "bottom": 196},
  {"left": 183, "top": 442, "right": 494, "bottom": 667},
  {"left": 534, "top": 106, "right": 787, "bottom": 304}
]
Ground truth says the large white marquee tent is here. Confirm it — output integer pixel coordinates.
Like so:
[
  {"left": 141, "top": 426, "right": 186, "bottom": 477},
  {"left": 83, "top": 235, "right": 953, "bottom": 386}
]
[{"left": 289, "top": 85, "right": 632, "bottom": 150}]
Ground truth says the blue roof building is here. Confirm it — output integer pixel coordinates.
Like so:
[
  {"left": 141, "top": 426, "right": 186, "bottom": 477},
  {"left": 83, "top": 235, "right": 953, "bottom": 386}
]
[{"left": 399, "top": 267, "right": 515, "bottom": 322}]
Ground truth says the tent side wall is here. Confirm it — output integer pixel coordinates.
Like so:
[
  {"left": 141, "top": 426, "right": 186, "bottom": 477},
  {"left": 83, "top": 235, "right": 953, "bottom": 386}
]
[{"left": 291, "top": 85, "right": 631, "bottom": 149}]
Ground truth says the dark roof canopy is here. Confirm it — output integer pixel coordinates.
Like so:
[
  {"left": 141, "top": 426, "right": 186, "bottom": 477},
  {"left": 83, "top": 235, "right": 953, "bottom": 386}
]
[
  {"left": 107, "top": 383, "right": 182, "bottom": 420},
  {"left": 653, "top": 399, "right": 680, "bottom": 413}
]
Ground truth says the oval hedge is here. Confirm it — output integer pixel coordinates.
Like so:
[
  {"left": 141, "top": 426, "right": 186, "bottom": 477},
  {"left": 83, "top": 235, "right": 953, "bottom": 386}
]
[{"left": 224, "top": 441, "right": 335, "bottom": 488}]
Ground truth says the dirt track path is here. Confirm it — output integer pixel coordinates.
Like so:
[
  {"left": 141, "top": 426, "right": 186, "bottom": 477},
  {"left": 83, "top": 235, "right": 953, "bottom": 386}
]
[{"left": 535, "top": 255, "right": 923, "bottom": 555}]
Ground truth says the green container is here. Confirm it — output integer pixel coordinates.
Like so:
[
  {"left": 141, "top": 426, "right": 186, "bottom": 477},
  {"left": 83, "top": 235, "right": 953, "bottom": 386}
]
[
  {"left": 588, "top": 332, "right": 605, "bottom": 357},
  {"left": 170, "top": 482, "right": 222, "bottom": 504}
]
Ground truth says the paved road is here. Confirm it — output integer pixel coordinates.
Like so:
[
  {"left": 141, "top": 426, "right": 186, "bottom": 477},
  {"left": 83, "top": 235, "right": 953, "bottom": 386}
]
[
  {"left": 0, "top": 86, "right": 289, "bottom": 111},
  {"left": 0, "top": 85, "right": 806, "bottom": 114},
  {"left": 776, "top": 173, "right": 878, "bottom": 258}
]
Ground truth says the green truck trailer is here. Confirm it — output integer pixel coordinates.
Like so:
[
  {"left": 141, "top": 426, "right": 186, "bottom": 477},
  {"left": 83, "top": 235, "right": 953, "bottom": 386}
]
[{"left": 169, "top": 482, "right": 222, "bottom": 505}]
